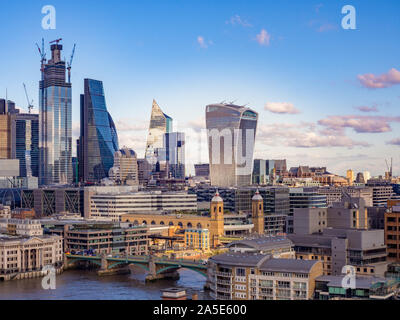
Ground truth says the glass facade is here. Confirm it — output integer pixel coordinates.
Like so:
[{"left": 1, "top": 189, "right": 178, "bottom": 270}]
[
  {"left": 145, "top": 100, "right": 172, "bottom": 166},
  {"left": 39, "top": 44, "right": 73, "bottom": 186},
  {"left": 79, "top": 79, "right": 119, "bottom": 182},
  {"left": 11, "top": 114, "right": 39, "bottom": 177},
  {"left": 206, "top": 104, "right": 258, "bottom": 187},
  {"left": 163, "top": 132, "right": 185, "bottom": 179}
]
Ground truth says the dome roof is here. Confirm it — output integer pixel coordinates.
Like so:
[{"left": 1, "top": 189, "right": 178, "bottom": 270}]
[
  {"left": 252, "top": 190, "right": 263, "bottom": 201},
  {"left": 211, "top": 190, "right": 223, "bottom": 203}
]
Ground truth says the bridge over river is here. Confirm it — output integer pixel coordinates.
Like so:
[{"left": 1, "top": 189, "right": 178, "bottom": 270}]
[{"left": 65, "top": 254, "right": 208, "bottom": 281}]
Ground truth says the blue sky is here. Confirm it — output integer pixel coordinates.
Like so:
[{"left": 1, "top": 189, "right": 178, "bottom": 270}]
[{"left": 1, "top": 0, "right": 400, "bottom": 176}]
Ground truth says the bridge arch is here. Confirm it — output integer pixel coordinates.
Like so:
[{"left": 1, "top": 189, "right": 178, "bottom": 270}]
[
  {"left": 178, "top": 222, "right": 183, "bottom": 228},
  {"left": 156, "top": 265, "right": 207, "bottom": 277},
  {"left": 187, "top": 223, "right": 193, "bottom": 228},
  {"left": 160, "top": 221, "right": 165, "bottom": 225},
  {"left": 197, "top": 223, "right": 202, "bottom": 229},
  {"left": 169, "top": 222, "right": 174, "bottom": 226}
]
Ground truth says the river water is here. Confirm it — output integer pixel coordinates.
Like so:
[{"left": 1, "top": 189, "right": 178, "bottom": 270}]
[{"left": 0, "top": 268, "right": 210, "bottom": 300}]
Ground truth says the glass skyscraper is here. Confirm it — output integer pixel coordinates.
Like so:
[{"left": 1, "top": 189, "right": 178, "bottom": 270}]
[
  {"left": 206, "top": 103, "right": 258, "bottom": 187},
  {"left": 145, "top": 100, "right": 172, "bottom": 166},
  {"left": 78, "top": 79, "right": 119, "bottom": 183},
  {"left": 39, "top": 43, "right": 72, "bottom": 185},
  {"left": 11, "top": 113, "right": 39, "bottom": 177},
  {"left": 164, "top": 132, "right": 185, "bottom": 179}
]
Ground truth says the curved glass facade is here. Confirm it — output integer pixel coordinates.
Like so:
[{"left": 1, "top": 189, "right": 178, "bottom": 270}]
[
  {"left": 80, "top": 79, "right": 119, "bottom": 182},
  {"left": 206, "top": 104, "right": 258, "bottom": 187}
]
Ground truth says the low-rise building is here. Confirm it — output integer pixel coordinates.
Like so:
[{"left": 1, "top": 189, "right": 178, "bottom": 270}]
[
  {"left": 207, "top": 252, "right": 323, "bottom": 300},
  {"left": 0, "top": 234, "right": 63, "bottom": 280},
  {"left": 184, "top": 228, "right": 210, "bottom": 250},
  {"left": 226, "top": 236, "right": 295, "bottom": 258},
  {"left": 315, "top": 275, "right": 399, "bottom": 300}
]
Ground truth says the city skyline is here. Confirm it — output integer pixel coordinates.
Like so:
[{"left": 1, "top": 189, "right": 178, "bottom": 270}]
[{"left": 1, "top": 0, "right": 400, "bottom": 177}]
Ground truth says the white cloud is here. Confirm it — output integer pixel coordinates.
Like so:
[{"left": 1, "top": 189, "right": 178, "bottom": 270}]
[
  {"left": 197, "top": 36, "right": 213, "bottom": 49},
  {"left": 265, "top": 102, "right": 300, "bottom": 114},
  {"left": 256, "top": 29, "right": 271, "bottom": 46}
]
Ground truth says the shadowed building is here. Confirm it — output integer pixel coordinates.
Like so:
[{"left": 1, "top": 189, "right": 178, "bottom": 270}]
[
  {"left": 78, "top": 79, "right": 119, "bottom": 183},
  {"left": 206, "top": 103, "right": 258, "bottom": 187}
]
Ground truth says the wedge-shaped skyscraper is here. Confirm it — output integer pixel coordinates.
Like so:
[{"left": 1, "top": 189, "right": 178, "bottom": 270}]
[
  {"left": 206, "top": 103, "right": 258, "bottom": 187},
  {"left": 145, "top": 100, "right": 172, "bottom": 165},
  {"left": 78, "top": 79, "right": 119, "bottom": 183}
]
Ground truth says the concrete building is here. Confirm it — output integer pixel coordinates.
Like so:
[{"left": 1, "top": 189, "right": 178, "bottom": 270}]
[
  {"left": 63, "top": 224, "right": 149, "bottom": 255},
  {"left": 288, "top": 228, "right": 388, "bottom": 277},
  {"left": 318, "top": 186, "right": 373, "bottom": 207},
  {"left": 366, "top": 180, "right": 395, "bottom": 207},
  {"left": 287, "top": 187, "right": 327, "bottom": 233},
  {"left": 206, "top": 103, "right": 258, "bottom": 187},
  {"left": 109, "top": 148, "right": 139, "bottom": 186},
  {"left": 208, "top": 253, "right": 323, "bottom": 300},
  {"left": 87, "top": 189, "right": 197, "bottom": 221}
]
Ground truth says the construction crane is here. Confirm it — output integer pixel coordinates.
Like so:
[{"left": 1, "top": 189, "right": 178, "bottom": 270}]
[
  {"left": 23, "top": 83, "right": 34, "bottom": 114},
  {"left": 36, "top": 38, "right": 47, "bottom": 79},
  {"left": 67, "top": 44, "right": 76, "bottom": 83},
  {"left": 49, "top": 38, "right": 62, "bottom": 44},
  {"left": 385, "top": 158, "right": 393, "bottom": 180}
]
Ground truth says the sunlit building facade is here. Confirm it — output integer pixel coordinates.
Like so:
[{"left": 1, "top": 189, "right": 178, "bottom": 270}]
[
  {"left": 145, "top": 100, "right": 172, "bottom": 166},
  {"left": 11, "top": 113, "right": 39, "bottom": 177},
  {"left": 39, "top": 43, "right": 72, "bottom": 185},
  {"left": 79, "top": 79, "right": 119, "bottom": 183},
  {"left": 206, "top": 103, "right": 258, "bottom": 187}
]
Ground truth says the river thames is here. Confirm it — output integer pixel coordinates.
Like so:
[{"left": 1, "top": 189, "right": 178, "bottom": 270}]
[{"left": 0, "top": 268, "right": 210, "bottom": 300}]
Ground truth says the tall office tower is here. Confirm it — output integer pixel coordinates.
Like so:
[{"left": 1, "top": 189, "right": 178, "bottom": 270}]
[
  {"left": 194, "top": 164, "right": 210, "bottom": 178},
  {"left": 206, "top": 103, "right": 258, "bottom": 187},
  {"left": 39, "top": 42, "right": 72, "bottom": 185},
  {"left": 0, "top": 113, "right": 11, "bottom": 159},
  {"left": 164, "top": 132, "right": 185, "bottom": 179},
  {"left": 346, "top": 169, "right": 355, "bottom": 185},
  {"left": 79, "top": 79, "right": 119, "bottom": 183},
  {"left": 355, "top": 172, "right": 365, "bottom": 184},
  {"left": 109, "top": 148, "right": 139, "bottom": 185},
  {"left": 10, "top": 113, "right": 39, "bottom": 177},
  {"left": 145, "top": 100, "right": 172, "bottom": 166},
  {"left": 0, "top": 99, "right": 18, "bottom": 115},
  {"left": 363, "top": 171, "right": 371, "bottom": 182}
]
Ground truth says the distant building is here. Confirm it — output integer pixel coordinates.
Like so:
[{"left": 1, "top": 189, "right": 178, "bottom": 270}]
[
  {"left": 87, "top": 188, "right": 197, "bottom": 221},
  {"left": 194, "top": 164, "right": 210, "bottom": 178},
  {"left": 252, "top": 159, "right": 275, "bottom": 185},
  {"left": 10, "top": 113, "right": 39, "bottom": 178},
  {"left": 346, "top": 169, "right": 355, "bottom": 185},
  {"left": 78, "top": 79, "right": 119, "bottom": 183},
  {"left": 145, "top": 100, "right": 172, "bottom": 166},
  {"left": 287, "top": 187, "right": 327, "bottom": 233},
  {"left": 385, "top": 205, "right": 400, "bottom": 262},
  {"left": 109, "top": 148, "right": 139, "bottom": 186},
  {"left": 0, "top": 112, "right": 12, "bottom": 159},
  {"left": 206, "top": 103, "right": 258, "bottom": 187},
  {"left": 137, "top": 158, "right": 152, "bottom": 185},
  {"left": 226, "top": 236, "right": 294, "bottom": 257},
  {"left": 164, "top": 132, "right": 185, "bottom": 179}
]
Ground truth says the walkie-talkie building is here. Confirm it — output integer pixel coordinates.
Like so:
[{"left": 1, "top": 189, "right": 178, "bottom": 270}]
[
  {"left": 39, "top": 42, "right": 72, "bottom": 186},
  {"left": 78, "top": 79, "right": 119, "bottom": 183},
  {"left": 206, "top": 103, "right": 258, "bottom": 187}
]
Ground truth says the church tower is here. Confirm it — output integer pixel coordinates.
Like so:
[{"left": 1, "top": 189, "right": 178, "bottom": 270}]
[
  {"left": 252, "top": 189, "right": 264, "bottom": 235},
  {"left": 210, "top": 190, "right": 225, "bottom": 247}
]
